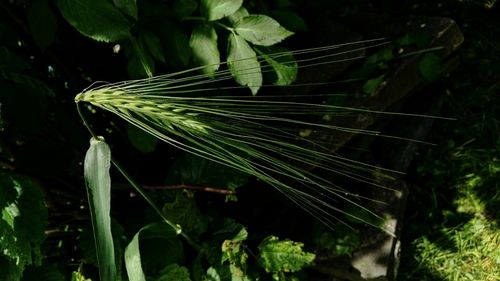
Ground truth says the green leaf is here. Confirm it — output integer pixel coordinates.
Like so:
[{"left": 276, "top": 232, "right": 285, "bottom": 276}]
[
  {"left": 155, "top": 264, "right": 192, "bottom": 281},
  {"left": 125, "top": 222, "right": 182, "bottom": 281},
  {"left": 192, "top": 254, "right": 204, "bottom": 281},
  {"left": 0, "top": 70, "right": 56, "bottom": 97},
  {"left": 201, "top": 0, "right": 243, "bottom": 21},
  {"left": 56, "top": 0, "right": 131, "bottom": 42},
  {"left": 83, "top": 138, "right": 116, "bottom": 281},
  {"left": 204, "top": 267, "right": 221, "bottom": 281},
  {"left": 0, "top": 173, "right": 48, "bottom": 281},
  {"left": 362, "top": 74, "right": 385, "bottom": 95},
  {"left": 77, "top": 220, "right": 125, "bottom": 271},
  {"left": 71, "top": 270, "right": 92, "bottom": 281},
  {"left": 227, "top": 7, "right": 249, "bottom": 25},
  {"left": 190, "top": 24, "right": 220, "bottom": 77},
  {"left": 255, "top": 46, "right": 297, "bottom": 85},
  {"left": 227, "top": 33, "right": 262, "bottom": 95},
  {"left": 203, "top": 266, "right": 233, "bottom": 281},
  {"left": 173, "top": 0, "right": 198, "bottom": 18},
  {"left": 221, "top": 240, "right": 246, "bottom": 265},
  {"left": 221, "top": 240, "right": 249, "bottom": 280},
  {"left": 0, "top": 256, "right": 20, "bottom": 281},
  {"left": 162, "top": 25, "right": 191, "bottom": 68},
  {"left": 113, "top": 0, "right": 138, "bottom": 19},
  {"left": 258, "top": 236, "right": 315, "bottom": 273},
  {"left": 419, "top": 53, "right": 443, "bottom": 81},
  {"left": 142, "top": 32, "right": 166, "bottom": 63},
  {"left": 204, "top": 219, "right": 247, "bottom": 268},
  {"left": 211, "top": 219, "right": 248, "bottom": 242},
  {"left": 27, "top": 0, "right": 58, "bottom": 51},
  {"left": 365, "top": 46, "right": 394, "bottom": 65},
  {"left": 267, "top": 10, "right": 308, "bottom": 32},
  {"left": 127, "top": 123, "right": 158, "bottom": 153},
  {"left": 312, "top": 224, "right": 360, "bottom": 256},
  {"left": 128, "top": 39, "right": 155, "bottom": 78},
  {"left": 234, "top": 15, "right": 294, "bottom": 46}
]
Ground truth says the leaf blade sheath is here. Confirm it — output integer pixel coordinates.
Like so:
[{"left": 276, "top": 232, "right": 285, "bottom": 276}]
[{"left": 83, "top": 138, "right": 117, "bottom": 281}]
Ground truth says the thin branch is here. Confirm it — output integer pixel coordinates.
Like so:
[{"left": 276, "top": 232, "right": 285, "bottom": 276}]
[{"left": 144, "top": 184, "right": 236, "bottom": 195}]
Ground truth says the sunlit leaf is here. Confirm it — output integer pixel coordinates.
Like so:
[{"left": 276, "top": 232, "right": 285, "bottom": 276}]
[
  {"left": 204, "top": 267, "right": 221, "bottom": 281},
  {"left": 221, "top": 240, "right": 249, "bottom": 280},
  {"left": 56, "top": 0, "right": 131, "bottom": 42},
  {"left": 255, "top": 46, "right": 297, "bottom": 85},
  {"left": 189, "top": 24, "right": 220, "bottom": 77},
  {"left": 201, "top": 0, "right": 243, "bottom": 21},
  {"left": 71, "top": 270, "right": 92, "bottom": 281},
  {"left": 227, "top": 33, "right": 262, "bottom": 95},
  {"left": 227, "top": 6, "right": 249, "bottom": 25},
  {"left": 234, "top": 15, "right": 293, "bottom": 46},
  {"left": 258, "top": 236, "right": 315, "bottom": 273},
  {"left": 0, "top": 173, "right": 47, "bottom": 281}
]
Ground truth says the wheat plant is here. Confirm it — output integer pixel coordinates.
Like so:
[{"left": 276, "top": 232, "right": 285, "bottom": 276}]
[{"left": 75, "top": 39, "right": 441, "bottom": 233}]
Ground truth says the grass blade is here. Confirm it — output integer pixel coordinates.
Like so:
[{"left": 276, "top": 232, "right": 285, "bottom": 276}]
[
  {"left": 124, "top": 222, "right": 181, "bottom": 281},
  {"left": 83, "top": 137, "right": 116, "bottom": 281}
]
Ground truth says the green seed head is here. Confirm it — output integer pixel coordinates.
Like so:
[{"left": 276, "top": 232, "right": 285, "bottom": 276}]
[{"left": 77, "top": 88, "right": 209, "bottom": 134}]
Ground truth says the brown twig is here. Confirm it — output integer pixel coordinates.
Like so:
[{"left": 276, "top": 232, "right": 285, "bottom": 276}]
[{"left": 143, "top": 184, "right": 236, "bottom": 195}]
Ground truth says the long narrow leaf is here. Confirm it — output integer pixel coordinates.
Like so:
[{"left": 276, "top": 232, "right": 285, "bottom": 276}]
[
  {"left": 125, "top": 222, "right": 182, "bottom": 281},
  {"left": 83, "top": 137, "right": 116, "bottom": 281}
]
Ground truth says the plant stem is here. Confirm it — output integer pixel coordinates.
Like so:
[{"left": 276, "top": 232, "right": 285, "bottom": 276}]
[
  {"left": 215, "top": 21, "right": 234, "bottom": 32},
  {"left": 111, "top": 159, "right": 201, "bottom": 250}
]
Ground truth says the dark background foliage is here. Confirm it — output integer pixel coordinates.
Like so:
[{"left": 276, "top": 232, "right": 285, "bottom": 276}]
[{"left": 0, "top": 0, "right": 498, "bottom": 280}]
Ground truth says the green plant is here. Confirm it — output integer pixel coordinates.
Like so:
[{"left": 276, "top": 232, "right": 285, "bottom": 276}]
[{"left": 0, "top": 1, "right": 454, "bottom": 281}]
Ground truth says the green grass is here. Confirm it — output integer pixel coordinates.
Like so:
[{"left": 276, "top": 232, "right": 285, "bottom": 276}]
[
  {"left": 396, "top": 2, "right": 500, "bottom": 278},
  {"left": 398, "top": 3, "right": 500, "bottom": 275},
  {"left": 400, "top": 80, "right": 500, "bottom": 280},
  {"left": 412, "top": 217, "right": 500, "bottom": 281},
  {"left": 401, "top": 114, "right": 500, "bottom": 280}
]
